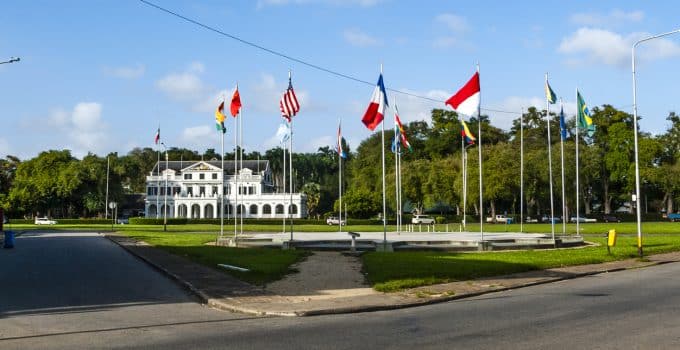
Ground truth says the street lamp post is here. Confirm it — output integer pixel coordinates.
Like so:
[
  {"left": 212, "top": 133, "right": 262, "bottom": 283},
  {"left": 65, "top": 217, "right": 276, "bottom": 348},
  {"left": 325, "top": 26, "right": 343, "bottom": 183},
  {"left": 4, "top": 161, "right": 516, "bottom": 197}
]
[
  {"left": 161, "top": 143, "right": 169, "bottom": 232},
  {"left": 631, "top": 28, "right": 680, "bottom": 258},
  {"left": 0, "top": 57, "right": 20, "bottom": 65}
]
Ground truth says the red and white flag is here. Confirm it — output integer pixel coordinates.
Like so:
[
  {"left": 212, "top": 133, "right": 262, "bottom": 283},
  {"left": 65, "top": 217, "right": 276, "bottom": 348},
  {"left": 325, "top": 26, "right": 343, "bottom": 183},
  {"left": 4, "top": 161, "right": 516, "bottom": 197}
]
[
  {"left": 154, "top": 127, "right": 160, "bottom": 145},
  {"left": 280, "top": 77, "right": 299, "bottom": 122},
  {"left": 445, "top": 72, "right": 480, "bottom": 117},
  {"left": 361, "top": 74, "right": 388, "bottom": 131}
]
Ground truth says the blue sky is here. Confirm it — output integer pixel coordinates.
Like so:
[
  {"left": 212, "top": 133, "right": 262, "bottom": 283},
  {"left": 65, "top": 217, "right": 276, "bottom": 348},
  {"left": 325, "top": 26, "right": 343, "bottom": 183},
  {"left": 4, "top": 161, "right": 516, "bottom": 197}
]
[{"left": 1, "top": 1, "right": 679, "bottom": 160}]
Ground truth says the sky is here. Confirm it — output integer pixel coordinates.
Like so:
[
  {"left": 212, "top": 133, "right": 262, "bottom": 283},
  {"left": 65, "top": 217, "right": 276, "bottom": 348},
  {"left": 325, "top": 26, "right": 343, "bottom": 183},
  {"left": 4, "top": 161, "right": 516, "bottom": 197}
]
[{"left": 1, "top": 1, "right": 679, "bottom": 160}]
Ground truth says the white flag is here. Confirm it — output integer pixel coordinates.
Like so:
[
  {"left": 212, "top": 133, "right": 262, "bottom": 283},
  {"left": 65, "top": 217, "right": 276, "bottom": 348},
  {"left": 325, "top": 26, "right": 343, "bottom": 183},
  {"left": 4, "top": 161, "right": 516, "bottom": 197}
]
[{"left": 276, "top": 122, "right": 290, "bottom": 144}]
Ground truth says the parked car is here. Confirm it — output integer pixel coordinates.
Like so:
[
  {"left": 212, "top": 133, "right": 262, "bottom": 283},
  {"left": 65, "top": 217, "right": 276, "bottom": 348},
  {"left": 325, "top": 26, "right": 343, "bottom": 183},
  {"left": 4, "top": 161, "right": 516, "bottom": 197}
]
[
  {"left": 525, "top": 216, "right": 539, "bottom": 223},
  {"left": 541, "top": 216, "right": 561, "bottom": 223},
  {"left": 326, "top": 216, "right": 346, "bottom": 225},
  {"left": 485, "top": 214, "right": 513, "bottom": 224},
  {"left": 570, "top": 216, "right": 597, "bottom": 223},
  {"left": 602, "top": 215, "right": 621, "bottom": 223},
  {"left": 117, "top": 217, "right": 129, "bottom": 225},
  {"left": 411, "top": 214, "right": 435, "bottom": 224},
  {"left": 667, "top": 213, "right": 680, "bottom": 222},
  {"left": 34, "top": 217, "right": 57, "bottom": 225}
]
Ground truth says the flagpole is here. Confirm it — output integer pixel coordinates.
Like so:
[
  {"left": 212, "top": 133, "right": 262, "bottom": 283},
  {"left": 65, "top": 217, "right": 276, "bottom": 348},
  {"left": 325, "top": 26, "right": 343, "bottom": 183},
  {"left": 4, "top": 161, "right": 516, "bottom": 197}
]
[
  {"left": 575, "top": 88, "right": 581, "bottom": 236},
  {"left": 220, "top": 113, "right": 225, "bottom": 238},
  {"left": 520, "top": 108, "right": 524, "bottom": 233},
  {"left": 477, "top": 63, "right": 484, "bottom": 242},
  {"left": 289, "top": 119, "right": 294, "bottom": 241},
  {"left": 105, "top": 155, "right": 110, "bottom": 220},
  {"left": 545, "top": 73, "right": 556, "bottom": 246},
  {"left": 234, "top": 88, "right": 238, "bottom": 239},
  {"left": 156, "top": 143, "right": 160, "bottom": 219},
  {"left": 560, "top": 98, "right": 567, "bottom": 236},
  {"left": 282, "top": 137, "right": 286, "bottom": 233},
  {"left": 339, "top": 119, "right": 343, "bottom": 236},
  {"left": 393, "top": 102, "right": 400, "bottom": 235},
  {"left": 398, "top": 147, "right": 402, "bottom": 234},
  {"left": 239, "top": 98, "right": 244, "bottom": 237},
  {"left": 461, "top": 123, "right": 466, "bottom": 230},
  {"left": 380, "top": 65, "right": 387, "bottom": 248}
]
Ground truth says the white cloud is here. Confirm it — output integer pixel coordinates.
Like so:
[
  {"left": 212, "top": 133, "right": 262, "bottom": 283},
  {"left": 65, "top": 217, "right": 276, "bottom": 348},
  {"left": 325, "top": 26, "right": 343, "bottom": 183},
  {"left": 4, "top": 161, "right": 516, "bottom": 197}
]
[
  {"left": 42, "top": 102, "right": 109, "bottom": 157},
  {"left": 435, "top": 13, "right": 468, "bottom": 33},
  {"left": 156, "top": 62, "right": 207, "bottom": 100},
  {"left": 156, "top": 72, "right": 206, "bottom": 100},
  {"left": 432, "top": 13, "right": 472, "bottom": 50},
  {"left": 343, "top": 28, "right": 381, "bottom": 47},
  {"left": 180, "top": 125, "right": 218, "bottom": 151},
  {"left": 104, "top": 64, "right": 145, "bottom": 79},
  {"left": 558, "top": 28, "right": 680, "bottom": 67},
  {"left": 72, "top": 102, "right": 102, "bottom": 131},
  {"left": 388, "top": 88, "right": 450, "bottom": 124},
  {"left": 188, "top": 61, "right": 205, "bottom": 74},
  {"left": 570, "top": 9, "right": 644, "bottom": 27},
  {"left": 302, "top": 135, "right": 334, "bottom": 153},
  {"left": 248, "top": 73, "right": 311, "bottom": 114}
]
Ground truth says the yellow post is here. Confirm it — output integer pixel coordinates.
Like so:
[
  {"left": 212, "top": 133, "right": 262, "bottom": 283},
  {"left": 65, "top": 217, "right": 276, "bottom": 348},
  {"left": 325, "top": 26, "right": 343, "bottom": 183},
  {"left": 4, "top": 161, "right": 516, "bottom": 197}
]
[
  {"left": 607, "top": 229, "right": 617, "bottom": 247},
  {"left": 607, "top": 229, "right": 617, "bottom": 254}
]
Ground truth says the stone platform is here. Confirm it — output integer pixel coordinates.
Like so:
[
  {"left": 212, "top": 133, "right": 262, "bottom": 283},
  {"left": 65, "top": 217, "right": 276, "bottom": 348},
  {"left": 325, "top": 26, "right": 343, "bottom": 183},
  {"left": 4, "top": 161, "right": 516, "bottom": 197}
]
[{"left": 218, "top": 231, "right": 586, "bottom": 252}]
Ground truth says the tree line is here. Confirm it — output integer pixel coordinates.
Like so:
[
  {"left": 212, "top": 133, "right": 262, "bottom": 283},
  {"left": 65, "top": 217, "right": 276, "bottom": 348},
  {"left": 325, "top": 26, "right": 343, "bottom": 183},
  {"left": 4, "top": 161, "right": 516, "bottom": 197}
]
[{"left": 1, "top": 106, "right": 678, "bottom": 220}]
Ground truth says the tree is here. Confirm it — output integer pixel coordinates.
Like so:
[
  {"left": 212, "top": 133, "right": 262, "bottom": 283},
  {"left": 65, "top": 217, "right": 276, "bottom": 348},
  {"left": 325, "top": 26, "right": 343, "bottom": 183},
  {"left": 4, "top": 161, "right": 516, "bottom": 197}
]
[{"left": 300, "top": 182, "right": 321, "bottom": 218}]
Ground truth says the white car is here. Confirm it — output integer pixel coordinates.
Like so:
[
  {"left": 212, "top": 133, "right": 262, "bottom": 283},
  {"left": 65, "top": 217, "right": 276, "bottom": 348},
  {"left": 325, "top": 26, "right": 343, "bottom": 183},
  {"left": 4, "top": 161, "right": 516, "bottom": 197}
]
[
  {"left": 411, "top": 214, "right": 435, "bottom": 224},
  {"left": 326, "top": 217, "right": 346, "bottom": 225},
  {"left": 34, "top": 217, "right": 57, "bottom": 225}
]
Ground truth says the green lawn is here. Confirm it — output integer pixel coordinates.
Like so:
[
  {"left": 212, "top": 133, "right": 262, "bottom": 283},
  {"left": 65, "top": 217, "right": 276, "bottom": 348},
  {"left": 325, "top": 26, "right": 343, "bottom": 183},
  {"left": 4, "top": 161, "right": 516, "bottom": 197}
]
[
  {"left": 121, "top": 230, "right": 309, "bottom": 285},
  {"left": 363, "top": 233, "right": 680, "bottom": 292},
  {"left": 9, "top": 221, "right": 680, "bottom": 291}
]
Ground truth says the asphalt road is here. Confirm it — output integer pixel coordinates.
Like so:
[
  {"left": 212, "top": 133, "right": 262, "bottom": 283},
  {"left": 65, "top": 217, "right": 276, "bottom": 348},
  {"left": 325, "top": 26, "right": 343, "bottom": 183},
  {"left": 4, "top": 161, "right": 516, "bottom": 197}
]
[{"left": 2, "top": 231, "right": 680, "bottom": 349}]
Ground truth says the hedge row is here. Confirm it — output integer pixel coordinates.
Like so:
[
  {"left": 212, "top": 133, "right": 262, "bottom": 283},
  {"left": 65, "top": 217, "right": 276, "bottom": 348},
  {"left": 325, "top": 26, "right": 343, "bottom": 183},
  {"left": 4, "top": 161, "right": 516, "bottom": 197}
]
[
  {"left": 6, "top": 218, "right": 116, "bottom": 225},
  {"left": 127, "top": 217, "right": 391, "bottom": 225}
]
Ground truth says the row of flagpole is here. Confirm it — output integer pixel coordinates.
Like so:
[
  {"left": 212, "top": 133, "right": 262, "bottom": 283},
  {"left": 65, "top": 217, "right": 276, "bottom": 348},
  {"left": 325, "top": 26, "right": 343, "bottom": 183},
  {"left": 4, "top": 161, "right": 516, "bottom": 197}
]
[{"left": 154, "top": 64, "right": 599, "bottom": 245}]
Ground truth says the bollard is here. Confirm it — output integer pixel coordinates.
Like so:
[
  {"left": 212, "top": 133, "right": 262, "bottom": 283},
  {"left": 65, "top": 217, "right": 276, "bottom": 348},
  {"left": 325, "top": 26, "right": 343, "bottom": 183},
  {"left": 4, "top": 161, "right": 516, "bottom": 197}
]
[
  {"left": 607, "top": 229, "right": 617, "bottom": 254},
  {"left": 3, "top": 231, "right": 15, "bottom": 249}
]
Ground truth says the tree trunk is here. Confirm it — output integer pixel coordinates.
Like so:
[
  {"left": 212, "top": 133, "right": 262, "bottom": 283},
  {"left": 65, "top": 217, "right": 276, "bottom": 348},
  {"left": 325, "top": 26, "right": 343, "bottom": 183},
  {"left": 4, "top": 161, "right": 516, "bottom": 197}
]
[
  {"left": 667, "top": 192, "right": 675, "bottom": 214},
  {"left": 603, "top": 177, "right": 611, "bottom": 214},
  {"left": 490, "top": 200, "right": 496, "bottom": 222}
]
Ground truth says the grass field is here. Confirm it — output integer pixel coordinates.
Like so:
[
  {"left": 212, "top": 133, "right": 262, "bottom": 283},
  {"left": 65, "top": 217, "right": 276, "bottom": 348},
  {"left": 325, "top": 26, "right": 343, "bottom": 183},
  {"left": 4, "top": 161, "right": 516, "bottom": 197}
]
[
  {"left": 7, "top": 221, "right": 679, "bottom": 291},
  {"left": 5, "top": 220, "right": 678, "bottom": 235},
  {"left": 364, "top": 233, "right": 680, "bottom": 292},
  {"left": 121, "top": 230, "right": 309, "bottom": 285}
]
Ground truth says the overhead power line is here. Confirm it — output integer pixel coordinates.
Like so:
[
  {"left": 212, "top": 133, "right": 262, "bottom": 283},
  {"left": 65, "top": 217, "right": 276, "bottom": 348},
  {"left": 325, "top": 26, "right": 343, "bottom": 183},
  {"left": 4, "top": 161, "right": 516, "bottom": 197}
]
[{"left": 139, "top": 0, "right": 535, "bottom": 116}]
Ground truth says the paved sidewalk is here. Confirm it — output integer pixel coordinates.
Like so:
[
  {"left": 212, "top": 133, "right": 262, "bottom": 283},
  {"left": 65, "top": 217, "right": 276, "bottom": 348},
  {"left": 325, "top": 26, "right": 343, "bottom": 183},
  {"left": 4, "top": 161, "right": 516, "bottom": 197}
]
[{"left": 106, "top": 234, "right": 680, "bottom": 317}]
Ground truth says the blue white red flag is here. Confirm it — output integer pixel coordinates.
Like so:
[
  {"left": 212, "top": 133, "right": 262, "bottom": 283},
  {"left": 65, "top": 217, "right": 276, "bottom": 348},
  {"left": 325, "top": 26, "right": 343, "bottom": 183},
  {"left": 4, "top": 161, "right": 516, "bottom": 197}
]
[{"left": 361, "top": 74, "right": 388, "bottom": 131}]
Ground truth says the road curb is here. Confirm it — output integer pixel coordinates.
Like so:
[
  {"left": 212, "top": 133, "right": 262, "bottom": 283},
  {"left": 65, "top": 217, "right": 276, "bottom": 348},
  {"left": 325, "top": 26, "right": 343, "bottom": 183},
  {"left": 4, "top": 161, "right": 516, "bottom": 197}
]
[{"left": 103, "top": 233, "right": 679, "bottom": 317}]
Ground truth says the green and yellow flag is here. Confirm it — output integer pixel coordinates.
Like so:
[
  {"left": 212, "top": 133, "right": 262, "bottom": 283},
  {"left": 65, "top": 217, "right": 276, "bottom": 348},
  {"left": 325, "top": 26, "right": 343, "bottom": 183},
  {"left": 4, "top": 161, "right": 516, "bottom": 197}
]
[
  {"left": 576, "top": 90, "right": 595, "bottom": 136},
  {"left": 545, "top": 80, "right": 557, "bottom": 104}
]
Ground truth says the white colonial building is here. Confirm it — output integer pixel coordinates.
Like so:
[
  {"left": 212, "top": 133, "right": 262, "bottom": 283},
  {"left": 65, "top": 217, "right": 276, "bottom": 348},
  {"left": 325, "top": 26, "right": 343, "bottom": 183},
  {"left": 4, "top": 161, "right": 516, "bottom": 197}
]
[{"left": 144, "top": 160, "right": 307, "bottom": 219}]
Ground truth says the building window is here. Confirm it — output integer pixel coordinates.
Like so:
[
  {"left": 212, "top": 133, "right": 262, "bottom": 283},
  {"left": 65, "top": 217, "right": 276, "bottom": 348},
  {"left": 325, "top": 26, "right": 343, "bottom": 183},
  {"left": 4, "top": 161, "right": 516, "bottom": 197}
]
[
  {"left": 199, "top": 173, "right": 205, "bottom": 180},
  {"left": 173, "top": 187, "right": 181, "bottom": 195},
  {"left": 263, "top": 204, "right": 272, "bottom": 214},
  {"left": 250, "top": 204, "right": 258, "bottom": 215},
  {"left": 212, "top": 173, "right": 218, "bottom": 179},
  {"left": 199, "top": 186, "right": 205, "bottom": 196},
  {"left": 275, "top": 204, "right": 284, "bottom": 214},
  {"left": 184, "top": 173, "right": 192, "bottom": 180},
  {"left": 187, "top": 187, "right": 193, "bottom": 196},
  {"left": 212, "top": 186, "right": 218, "bottom": 195},
  {"left": 223, "top": 186, "right": 230, "bottom": 195},
  {"left": 289, "top": 204, "right": 298, "bottom": 214}
]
